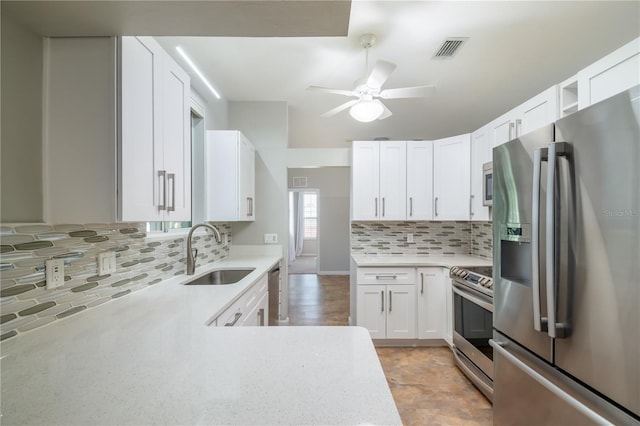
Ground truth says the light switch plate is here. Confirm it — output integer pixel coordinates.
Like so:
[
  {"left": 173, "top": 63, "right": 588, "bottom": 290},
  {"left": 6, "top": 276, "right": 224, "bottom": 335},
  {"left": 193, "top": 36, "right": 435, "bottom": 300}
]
[
  {"left": 264, "top": 233, "right": 278, "bottom": 244},
  {"left": 45, "top": 259, "right": 65, "bottom": 289}
]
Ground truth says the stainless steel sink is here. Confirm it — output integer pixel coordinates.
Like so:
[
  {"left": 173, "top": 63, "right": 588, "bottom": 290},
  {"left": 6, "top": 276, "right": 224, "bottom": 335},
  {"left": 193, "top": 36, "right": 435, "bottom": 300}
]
[{"left": 184, "top": 268, "right": 255, "bottom": 285}]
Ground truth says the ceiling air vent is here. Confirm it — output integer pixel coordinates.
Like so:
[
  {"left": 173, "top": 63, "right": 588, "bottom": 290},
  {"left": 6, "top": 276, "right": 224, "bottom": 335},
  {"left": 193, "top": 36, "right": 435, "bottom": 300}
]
[
  {"left": 292, "top": 177, "right": 308, "bottom": 188},
  {"left": 432, "top": 38, "right": 468, "bottom": 59}
]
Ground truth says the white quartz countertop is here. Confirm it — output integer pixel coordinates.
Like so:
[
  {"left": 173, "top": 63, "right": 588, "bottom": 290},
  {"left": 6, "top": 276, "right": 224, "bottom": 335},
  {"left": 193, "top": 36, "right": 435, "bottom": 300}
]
[
  {"left": 351, "top": 254, "right": 492, "bottom": 268},
  {"left": 0, "top": 250, "right": 401, "bottom": 425}
]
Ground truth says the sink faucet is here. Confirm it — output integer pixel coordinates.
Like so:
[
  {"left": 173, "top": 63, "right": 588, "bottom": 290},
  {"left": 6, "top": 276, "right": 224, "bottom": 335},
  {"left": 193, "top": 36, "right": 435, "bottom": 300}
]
[{"left": 186, "top": 223, "right": 222, "bottom": 275}]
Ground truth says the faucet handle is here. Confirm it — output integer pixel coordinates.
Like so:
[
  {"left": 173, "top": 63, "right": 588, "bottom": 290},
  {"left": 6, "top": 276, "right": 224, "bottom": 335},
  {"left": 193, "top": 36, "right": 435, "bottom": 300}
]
[{"left": 192, "top": 248, "right": 198, "bottom": 260}]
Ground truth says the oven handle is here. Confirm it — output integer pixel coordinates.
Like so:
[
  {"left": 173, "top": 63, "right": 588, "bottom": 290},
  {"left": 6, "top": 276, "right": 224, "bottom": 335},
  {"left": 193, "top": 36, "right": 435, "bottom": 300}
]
[
  {"left": 452, "top": 283, "right": 493, "bottom": 313},
  {"left": 490, "top": 339, "right": 611, "bottom": 425}
]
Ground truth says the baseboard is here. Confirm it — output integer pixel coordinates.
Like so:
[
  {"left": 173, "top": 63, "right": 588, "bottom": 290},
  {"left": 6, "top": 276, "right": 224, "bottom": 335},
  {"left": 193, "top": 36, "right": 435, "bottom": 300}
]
[
  {"left": 277, "top": 317, "right": 290, "bottom": 326},
  {"left": 372, "top": 338, "right": 449, "bottom": 348},
  {"left": 318, "top": 270, "right": 349, "bottom": 275}
]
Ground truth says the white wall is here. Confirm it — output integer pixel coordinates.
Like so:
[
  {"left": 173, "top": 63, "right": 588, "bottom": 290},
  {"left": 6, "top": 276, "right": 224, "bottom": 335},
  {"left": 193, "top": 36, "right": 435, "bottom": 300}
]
[
  {"left": 288, "top": 167, "right": 350, "bottom": 274},
  {"left": 227, "top": 101, "right": 289, "bottom": 319},
  {"left": 1, "top": 15, "right": 44, "bottom": 222}
]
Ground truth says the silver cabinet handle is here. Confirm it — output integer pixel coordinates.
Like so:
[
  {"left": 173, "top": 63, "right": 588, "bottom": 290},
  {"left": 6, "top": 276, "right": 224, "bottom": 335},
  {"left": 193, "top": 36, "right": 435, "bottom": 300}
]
[
  {"left": 374, "top": 197, "right": 378, "bottom": 217},
  {"left": 545, "top": 142, "right": 571, "bottom": 339},
  {"left": 258, "top": 308, "right": 264, "bottom": 326},
  {"left": 409, "top": 197, "right": 413, "bottom": 217},
  {"left": 247, "top": 197, "right": 252, "bottom": 217},
  {"left": 225, "top": 312, "right": 242, "bottom": 327},
  {"left": 490, "top": 340, "right": 610, "bottom": 425},
  {"left": 167, "top": 173, "right": 176, "bottom": 212},
  {"left": 250, "top": 198, "right": 253, "bottom": 216},
  {"left": 469, "top": 195, "right": 474, "bottom": 217},
  {"left": 421, "top": 272, "right": 424, "bottom": 294},
  {"left": 389, "top": 290, "right": 392, "bottom": 312},
  {"left": 382, "top": 197, "right": 386, "bottom": 217},
  {"left": 158, "top": 170, "right": 167, "bottom": 211},
  {"left": 375, "top": 275, "right": 397, "bottom": 280},
  {"left": 515, "top": 118, "right": 522, "bottom": 137},
  {"left": 434, "top": 197, "right": 439, "bottom": 217},
  {"left": 381, "top": 290, "right": 384, "bottom": 312},
  {"left": 508, "top": 121, "right": 515, "bottom": 140},
  {"left": 532, "top": 147, "right": 548, "bottom": 333}
]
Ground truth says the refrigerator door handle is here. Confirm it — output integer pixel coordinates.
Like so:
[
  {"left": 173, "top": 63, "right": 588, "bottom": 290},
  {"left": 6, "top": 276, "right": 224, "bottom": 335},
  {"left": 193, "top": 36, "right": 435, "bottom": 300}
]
[
  {"left": 546, "top": 142, "right": 572, "bottom": 339},
  {"left": 532, "top": 147, "right": 549, "bottom": 333},
  {"left": 490, "top": 339, "right": 612, "bottom": 425}
]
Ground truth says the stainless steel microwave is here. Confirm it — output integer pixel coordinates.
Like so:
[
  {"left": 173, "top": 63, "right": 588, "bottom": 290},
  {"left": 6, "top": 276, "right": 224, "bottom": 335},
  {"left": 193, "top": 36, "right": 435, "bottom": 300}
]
[{"left": 482, "top": 162, "right": 493, "bottom": 206}]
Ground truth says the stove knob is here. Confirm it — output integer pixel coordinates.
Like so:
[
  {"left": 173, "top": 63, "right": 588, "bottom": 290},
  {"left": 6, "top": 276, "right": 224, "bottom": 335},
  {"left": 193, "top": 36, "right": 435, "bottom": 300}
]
[
  {"left": 479, "top": 277, "right": 487, "bottom": 285},
  {"left": 459, "top": 270, "right": 468, "bottom": 278},
  {"left": 486, "top": 279, "right": 493, "bottom": 288},
  {"left": 450, "top": 267, "right": 458, "bottom": 275}
]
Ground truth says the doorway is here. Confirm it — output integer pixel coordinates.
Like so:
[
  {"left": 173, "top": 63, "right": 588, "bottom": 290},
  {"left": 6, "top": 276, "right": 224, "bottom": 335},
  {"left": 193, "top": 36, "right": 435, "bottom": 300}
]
[{"left": 288, "top": 189, "right": 319, "bottom": 274}]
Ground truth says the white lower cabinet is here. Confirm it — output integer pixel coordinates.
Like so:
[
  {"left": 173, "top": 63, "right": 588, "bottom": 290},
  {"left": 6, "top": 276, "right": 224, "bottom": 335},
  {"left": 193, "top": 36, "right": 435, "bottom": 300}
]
[
  {"left": 356, "top": 267, "right": 416, "bottom": 339},
  {"left": 357, "top": 284, "right": 416, "bottom": 339},
  {"left": 213, "top": 274, "right": 268, "bottom": 327},
  {"left": 416, "top": 268, "right": 446, "bottom": 340}
]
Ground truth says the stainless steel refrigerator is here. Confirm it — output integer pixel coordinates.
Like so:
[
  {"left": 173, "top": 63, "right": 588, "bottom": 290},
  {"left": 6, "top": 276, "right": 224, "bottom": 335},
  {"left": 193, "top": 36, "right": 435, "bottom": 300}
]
[{"left": 491, "top": 86, "right": 640, "bottom": 425}]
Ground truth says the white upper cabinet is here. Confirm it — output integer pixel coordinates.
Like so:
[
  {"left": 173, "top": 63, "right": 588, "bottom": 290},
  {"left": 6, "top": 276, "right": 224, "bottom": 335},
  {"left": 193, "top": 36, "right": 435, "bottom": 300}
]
[
  {"left": 119, "top": 36, "right": 191, "bottom": 222},
  {"left": 470, "top": 126, "right": 491, "bottom": 221},
  {"left": 205, "top": 130, "right": 256, "bottom": 222},
  {"left": 490, "top": 85, "right": 558, "bottom": 147},
  {"left": 406, "top": 141, "right": 434, "bottom": 220},
  {"left": 577, "top": 37, "right": 640, "bottom": 109},
  {"left": 379, "top": 141, "right": 407, "bottom": 220},
  {"left": 351, "top": 141, "right": 406, "bottom": 221},
  {"left": 433, "top": 134, "right": 471, "bottom": 220}
]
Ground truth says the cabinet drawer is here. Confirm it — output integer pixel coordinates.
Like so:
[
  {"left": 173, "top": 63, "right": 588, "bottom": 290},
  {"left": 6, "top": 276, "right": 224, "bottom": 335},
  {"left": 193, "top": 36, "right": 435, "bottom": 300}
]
[
  {"left": 217, "top": 296, "right": 245, "bottom": 327},
  {"left": 357, "top": 267, "right": 416, "bottom": 285},
  {"left": 242, "top": 274, "right": 268, "bottom": 312}
]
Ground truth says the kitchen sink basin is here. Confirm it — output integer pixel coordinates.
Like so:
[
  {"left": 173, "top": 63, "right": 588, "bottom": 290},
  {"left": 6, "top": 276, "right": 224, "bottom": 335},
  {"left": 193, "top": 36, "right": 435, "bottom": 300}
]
[{"left": 184, "top": 268, "right": 255, "bottom": 285}]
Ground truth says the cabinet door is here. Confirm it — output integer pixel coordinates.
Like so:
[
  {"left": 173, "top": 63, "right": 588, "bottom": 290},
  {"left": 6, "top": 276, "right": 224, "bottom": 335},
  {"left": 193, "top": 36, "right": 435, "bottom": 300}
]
[
  {"left": 379, "top": 141, "right": 407, "bottom": 220},
  {"left": 357, "top": 285, "right": 386, "bottom": 339},
  {"left": 242, "top": 292, "right": 268, "bottom": 326},
  {"left": 433, "top": 134, "right": 471, "bottom": 220},
  {"left": 470, "top": 127, "right": 491, "bottom": 221},
  {"left": 205, "top": 131, "right": 239, "bottom": 221},
  {"left": 406, "top": 141, "right": 433, "bottom": 220},
  {"left": 518, "top": 86, "right": 558, "bottom": 136},
  {"left": 119, "top": 36, "right": 164, "bottom": 221},
  {"left": 239, "top": 134, "right": 256, "bottom": 221},
  {"left": 578, "top": 38, "right": 640, "bottom": 109},
  {"left": 386, "top": 285, "right": 417, "bottom": 339},
  {"left": 161, "top": 51, "right": 191, "bottom": 221},
  {"left": 490, "top": 113, "right": 515, "bottom": 148},
  {"left": 352, "top": 141, "right": 380, "bottom": 220},
  {"left": 417, "top": 268, "right": 446, "bottom": 340}
]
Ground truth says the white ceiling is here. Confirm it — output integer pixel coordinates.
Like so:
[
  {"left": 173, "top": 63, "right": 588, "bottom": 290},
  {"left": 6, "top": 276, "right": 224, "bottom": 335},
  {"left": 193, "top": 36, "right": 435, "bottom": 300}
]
[
  {"left": 155, "top": 1, "right": 639, "bottom": 147},
  {"left": 4, "top": 1, "right": 639, "bottom": 148}
]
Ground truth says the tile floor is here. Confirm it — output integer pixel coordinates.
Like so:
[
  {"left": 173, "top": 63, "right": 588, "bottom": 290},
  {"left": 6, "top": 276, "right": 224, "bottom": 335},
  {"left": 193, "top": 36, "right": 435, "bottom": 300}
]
[{"left": 287, "top": 273, "right": 493, "bottom": 425}]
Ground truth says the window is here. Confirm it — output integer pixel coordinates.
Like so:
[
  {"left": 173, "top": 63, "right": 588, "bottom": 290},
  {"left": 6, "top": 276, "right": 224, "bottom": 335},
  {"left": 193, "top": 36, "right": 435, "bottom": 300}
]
[{"left": 303, "top": 192, "right": 317, "bottom": 239}]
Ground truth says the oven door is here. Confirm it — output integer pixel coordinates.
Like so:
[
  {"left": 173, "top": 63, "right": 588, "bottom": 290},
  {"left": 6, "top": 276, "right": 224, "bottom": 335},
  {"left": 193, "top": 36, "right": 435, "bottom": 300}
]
[{"left": 452, "top": 282, "right": 494, "bottom": 381}]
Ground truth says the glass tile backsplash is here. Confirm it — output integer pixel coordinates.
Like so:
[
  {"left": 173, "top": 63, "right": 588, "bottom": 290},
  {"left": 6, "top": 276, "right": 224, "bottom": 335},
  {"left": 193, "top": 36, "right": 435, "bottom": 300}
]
[{"left": 0, "top": 222, "right": 231, "bottom": 341}]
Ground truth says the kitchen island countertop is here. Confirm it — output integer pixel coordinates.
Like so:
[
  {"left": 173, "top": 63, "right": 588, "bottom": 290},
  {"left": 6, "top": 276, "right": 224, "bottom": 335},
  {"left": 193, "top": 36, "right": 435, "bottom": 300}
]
[{"left": 0, "top": 249, "right": 401, "bottom": 425}]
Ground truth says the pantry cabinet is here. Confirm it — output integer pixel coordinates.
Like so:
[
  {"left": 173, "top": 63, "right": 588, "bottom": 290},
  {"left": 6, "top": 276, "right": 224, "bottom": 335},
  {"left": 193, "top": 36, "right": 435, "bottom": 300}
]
[
  {"left": 351, "top": 141, "right": 406, "bottom": 220},
  {"left": 433, "top": 134, "right": 471, "bottom": 220},
  {"left": 205, "top": 130, "right": 256, "bottom": 222},
  {"left": 119, "top": 36, "right": 191, "bottom": 222},
  {"left": 416, "top": 268, "right": 446, "bottom": 340},
  {"left": 356, "top": 267, "right": 417, "bottom": 339}
]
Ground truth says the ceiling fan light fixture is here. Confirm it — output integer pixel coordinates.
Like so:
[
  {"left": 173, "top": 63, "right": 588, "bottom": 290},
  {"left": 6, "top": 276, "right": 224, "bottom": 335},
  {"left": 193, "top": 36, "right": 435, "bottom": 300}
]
[{"left": 349, "top": 99, "right": 384, "bottom": 122}]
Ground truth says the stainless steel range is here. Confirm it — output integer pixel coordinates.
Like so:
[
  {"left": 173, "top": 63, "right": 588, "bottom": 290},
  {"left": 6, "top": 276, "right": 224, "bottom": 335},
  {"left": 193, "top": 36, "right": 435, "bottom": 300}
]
[{"left": 450, "top": 265, "right": 494, "bottom": 401}]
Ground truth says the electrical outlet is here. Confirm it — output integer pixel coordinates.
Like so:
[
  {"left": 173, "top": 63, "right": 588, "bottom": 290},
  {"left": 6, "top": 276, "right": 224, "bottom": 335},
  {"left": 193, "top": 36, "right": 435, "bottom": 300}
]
[
  {"left": 264, "top": 233, "right": 278, "bottom": 244},
  {"left": 407, "top": 233, "right": 414, "bottom": 243},
  {"left": 46, "top": 259, "right": 65, "bottom": 289},
  {"left": 97, "top": 251, "right": 116, "bottom": 275}
]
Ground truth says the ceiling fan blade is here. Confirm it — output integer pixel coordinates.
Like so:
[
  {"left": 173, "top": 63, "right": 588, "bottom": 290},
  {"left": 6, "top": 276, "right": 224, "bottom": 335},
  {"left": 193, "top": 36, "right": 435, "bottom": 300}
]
[
  {"left": 307, "top": 86, "right": 357, "bottom": 97},
  {"left": 366, "top": 60, "right": 397, "bottom": 89},
  {"left": 320, "top": 99, "right": 360, "bottom": 118},
  {"left": 378, "top": 85, "right": 436, "bottom": 99},
  {"left": 375, "top": 100, "right": 393, "bottom": 120}
]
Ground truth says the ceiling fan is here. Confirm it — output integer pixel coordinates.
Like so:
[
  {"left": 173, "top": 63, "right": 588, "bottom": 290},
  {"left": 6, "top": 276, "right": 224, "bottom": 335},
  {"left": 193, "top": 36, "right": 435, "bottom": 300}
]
[{"left": 308, "top": 33, "right": 436, "bottom": 122}]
